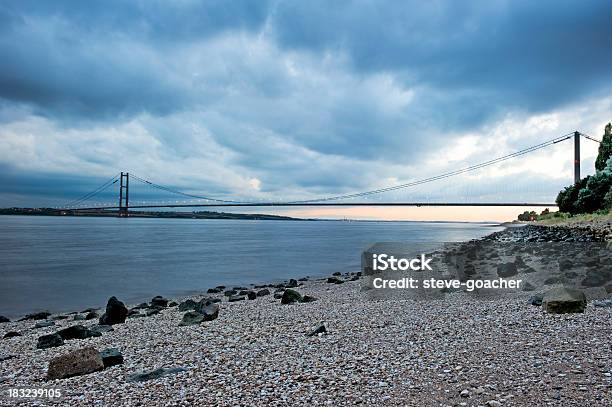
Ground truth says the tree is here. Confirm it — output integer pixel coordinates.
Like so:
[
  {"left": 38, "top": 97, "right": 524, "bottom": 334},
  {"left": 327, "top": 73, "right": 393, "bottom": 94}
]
[
  {"left": 556, "top": 176, "right": 589, "bottom": 214},
  {"left": 595, "top": 122, "right": 612, "bottom": 171}
]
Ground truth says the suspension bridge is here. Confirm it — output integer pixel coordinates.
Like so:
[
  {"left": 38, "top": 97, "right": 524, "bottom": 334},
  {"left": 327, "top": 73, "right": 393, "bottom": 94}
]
[{"left": 55, "top": 131, "right": 601, "bottom": 216}]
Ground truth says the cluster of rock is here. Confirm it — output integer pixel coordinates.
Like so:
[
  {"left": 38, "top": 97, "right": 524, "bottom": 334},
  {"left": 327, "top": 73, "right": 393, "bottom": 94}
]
[{"left": 485, "top": 224, "right": 608, "bottom": 243}]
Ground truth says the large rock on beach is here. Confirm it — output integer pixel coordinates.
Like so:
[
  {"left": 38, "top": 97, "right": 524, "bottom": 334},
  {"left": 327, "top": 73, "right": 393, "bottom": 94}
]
[
  {"left": 47, "top": 346, "right": 104, "bottom": 380},
  {"left": 37, "top": 333, "right": 64, "bottom": 349},
  {"left": 20, "top": 311, "right": 51, "bottom": 321},
  {"left": 257, "top": 289, "right": 270, "bottom": 297},
  {"left": 327, "top": 277, "right": 344, "bottom": 284},
  {"left": 99, "top": 296, "right": 128, "bottom": 325},
  {"left": 281, "top": 289, "right": 302, "bottom": 304},
  {"left": 150, "top": 296, "right": 169, "bottom": 307},
  {"left": 0, "top": 316, "right": 10, "bottom": 323},
  {"left": 58, "top": 325, "right": 101, "bottom": 340},
  {"left": 4, "top": 331, "right": 21, "bottom": 339},
  {"left": 543, "top": 287, "right": 587, "bottom": 314}
]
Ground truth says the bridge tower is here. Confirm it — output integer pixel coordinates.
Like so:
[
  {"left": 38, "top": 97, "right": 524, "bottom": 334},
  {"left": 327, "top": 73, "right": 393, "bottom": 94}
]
[
  {"left": 574, "top": 131, "right": 580, "bottom": 184},
  {"left": 118, "top": 172, "right": 129, "bottom": 217}
]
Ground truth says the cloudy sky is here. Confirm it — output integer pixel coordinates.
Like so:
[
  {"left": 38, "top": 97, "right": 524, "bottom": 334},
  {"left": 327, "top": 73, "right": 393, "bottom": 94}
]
[{"left": 0, "top": 0, "right": 611, "bottom": 220}]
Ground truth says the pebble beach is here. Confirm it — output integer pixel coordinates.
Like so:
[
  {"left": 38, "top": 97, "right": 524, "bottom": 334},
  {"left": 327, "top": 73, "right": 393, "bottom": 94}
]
[{"left": 1, "top": 223, "right": 611, "bottom": 406}]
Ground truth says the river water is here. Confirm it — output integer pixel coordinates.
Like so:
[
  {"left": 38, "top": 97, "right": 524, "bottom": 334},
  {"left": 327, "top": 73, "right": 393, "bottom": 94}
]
[{"left": 0, "top": 216, "right": 503, "bottom": 317}]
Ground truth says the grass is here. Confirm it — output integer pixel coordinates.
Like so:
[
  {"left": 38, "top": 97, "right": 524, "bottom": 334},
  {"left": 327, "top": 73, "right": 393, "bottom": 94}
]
[{"left": 536, "top": 208, "right": 612, "bottom": 225}]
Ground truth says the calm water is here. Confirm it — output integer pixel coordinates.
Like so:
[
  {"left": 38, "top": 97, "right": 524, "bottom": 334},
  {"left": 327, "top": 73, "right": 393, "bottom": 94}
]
[{"left": 0, "top": 216, "right": 503, "bottom": 318}]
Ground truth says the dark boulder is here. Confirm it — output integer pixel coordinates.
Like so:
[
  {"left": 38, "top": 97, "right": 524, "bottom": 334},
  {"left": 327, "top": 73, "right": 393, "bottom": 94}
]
[
  {"left": 247, "top": 291, "right": 257, "bottom": 300},
  {"left": 286, "top": 279, "right": 299, "bottom": 288},
  {"left": 146, "top": 309, "right": 160, "bottom": 317},
  {"left": 0, "top": 316, "right": 10, "bottom": 323},
  {"left": 168, "top": 301, "right": 178, "bottom": 307},
  {"left": 529, "top": 294, "right": 543, "bottom": 306},
  {"left": 37, "top": 333, "right": 64, "bottom": 349},
  {"left": 85, "top": 312, "right": 98, "bottom": 320},
  {"left": 58, "top": 325, "right": 101, "bottom": 340},
  {"left": 301, "top": 295, "right": 317, "bottom": 303},
  {"left": 3, "top": 331, "right": 21, "bottom": 339},
  {"left": 150, "top": 296, "right": 169, "bottom": 308},
  {"left": 179, "top": 311, "right": 206, "bottom": 326},
  {"left": 257, "top": 289, "right": 270, "bottom": 297},
  {"left": 20, "top": 311, "right": 51, "bottom": 321},
  {"left": 73, "top": 314, "right": 86, "bottom": 321},
  {"left": 543, "top": 287, "right": 587, "bottom": 314},
  {"left": 133, "top": 302, "right": 149, "bottom": 309},
  {"left": 178, "top": 299, "right": 198, "bottom": 312},
  {"left": 207, "top": 288, "right": 222, "bottom": 293},
  {"left": 238, "top": 290, "right": 250, "bottom": 296},
  {"left": 100, "top": 348, "right": 124, "bottom": 368},
  {"left": 327, "top": 277, "right": 344, "bottom": 284},
  {"left": 99, "top": 297, "right": 128, "bottom": 325},
  {"left": 47, "top": 346, "right": 104, "bottom": 380},
  {"left": 332, "top": 272, "right": 342, "bottom": 276},
  {"left": 281, "top": 289, "right": 302, "bottom": 304},
  {"left": 228, "top": 295, "right": 246, "bottom": 302},
  {"left": 224, "top": 290, "right": 237, "bottom": 297}
]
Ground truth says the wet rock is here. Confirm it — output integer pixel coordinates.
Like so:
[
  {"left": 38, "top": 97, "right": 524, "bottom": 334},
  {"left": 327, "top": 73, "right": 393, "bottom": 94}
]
[
  {"left": 332, "top": 272, "right": 342, "bottom": 276},
  {"left": 168, "top": 301, "right": 178, "bottom": 307},
  {"left": 543, "top": 287, "right": 587, "bottom": 314},
  {"left": 100, "top": 348, "right": 123, "bottom": 368},
  {"left": 273, "top": 291, "right": 284, "bottom": 299},
  {"left": 85, "top": 312, "right": 98, "bottom": 320},
  {"left": 133, "top": 303, "right": 149, "bottom": 310},
  {"left": 150, "top": 296, "right": 168, "bottom": 307},
  {"left": 73, "top": 314, "right": 86, "bottom": 321},
  {"left": 228, "top": 295, "right": 246, "bottom": 302},
  {"left": 307, "top": 323, "right": 327, "bottom": 336},
  {"left": 301, "top": 295, "right": 318, "bottom": 303},
  {"left": 99, "top": 296, "right": 128, "bottom": 325},
  {"left": 593, "top": 299, "right": 612, "bottom": 308},
  {"left": 20, "top": 311, "right": 51, "bottom": 321},
  {"left": 179, "top": 311, "right": 206, "bottom": 326},
  {"left": 257, "top": 289, "right": 270, "bottom": 297},
  {"left": 246, "top": 291, "right": 257, "bottom": 300},
  {"left": 47, "top": 346, "right": 104, "bottom": 380},
  {"left": 37, "top": 333, "right": 64, "bottom": 349},
  {"left": 224, "top": 290, "right": 237, "bottom": 297},
  {"left": 34, "top": 320, "right": 55, "bottom": 329},
  {"left": 281, "top": 289, "right": 302, "bottom": 304},
  {"left": 58, "top": 325, "right": 101, "bottom": 340},
  {"left": 207, "top": 287, "right": 222, "bottom": 293},
  {"left": 327, "top": 277, "right": 344, "bottom": 284},
  {"left": 286, "top": 279, "right": 299, "bottom": 288},
  {"left": 127, "top": 367, "right": 187, "bottom": 383},
  {"left": 178, "top": 299, "right": 198, "bottom": 312},
  {"left": 0, "top": 316, "right": 9, "bottom": 323},
  {"left": 145, "top": 309, "right": 160, "bottom": 317},
  {"left": 3, "top": 331, "right": 21, "bottom": 339},
  {"left": 180, "top": 301, "right": 219, "bottom": 326}
]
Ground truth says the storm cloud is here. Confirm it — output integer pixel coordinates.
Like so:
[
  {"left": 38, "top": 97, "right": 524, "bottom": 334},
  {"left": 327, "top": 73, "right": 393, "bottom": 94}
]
[{"left": 0, "top": 0, "right": 611, "bottom": 210}]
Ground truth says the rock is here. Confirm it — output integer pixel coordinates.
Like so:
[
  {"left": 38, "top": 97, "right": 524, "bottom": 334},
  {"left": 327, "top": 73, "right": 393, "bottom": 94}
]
[
  {"left": 593, "top": 299, "right": 612, "bottom": 308},
  {"left": 179, "top": 311, "right": 206, "bottom": 326},
  {"left": 99, "top": 296, "right": 128, "bottom": 325},
  {"left": 301, "top": 295, "right": 318, "bottom": 303},
  {"left": 246, "top": 291, "right": 257, "bottom": 300},
  {"left": 37, "top": 333, "right": 64, "bottom": 349},
  {"left": 127, "top": 367, "right": 187, "bottom": 382},
  {"left": 529, "top": 293, "right": 543, "bottom": 306},
  {"left": 52, "top": 315, "right": 69, "bottom": 321},
  {"left": 349, "top": 275, "right": 360, "bottom": 281},
  {"left": 327, "top": 277, "right": 344, "bottom": 284},
  {"left": 486, "top": 401, "right": 502, "bottom": 407},
  {"left": 228, "top": 295, "right": 246, "bottom": 302},
  {"left": 207, "top": 287, "right": 222, "bottom": 293},
  {"left": 298, "top": 277, "right": 309, "bottom": 281},
  {"left": 257, "top": 289, "right": 271, "bottom": 297},
  {"left": 133, "top": 302, "right": 149, "bottom": 309},
  {"left": 307, "top": 323, "right": 326, "bottom": 336},
  {"left": 85, "top": 312, "right": 98, "bottom": 320},
  {"left": 273, "top": 291, "right": 284, "bottom": 299},
  {"left": 543, "top": 287, "right": 587, "bottom": 314},
  {"left": 127, "top": 309, "right": 142, "bottom": 318},
  {"left": 332, "top": 272, "right": 342, "bottom": 276},
  {"left": 34, "top": 320, "right": 55, "bottom": 329},
  {"left": 215, "top": 285, "right": 226, "bottom": 290},
  {"left": 286, "top": 279, "right": 299, "bottom": 288},
  {"left": 100, "top": 348, "right": 123, "bottom": 368},
  {"left": 178, "top": 299, "right": 198, "bottom": 312},
  {"left": 57, "top": 325, "right": 101, "bottom": 340},
  {"left": 3, "top": 331, "right": 21, "bottom": 339},
  {"left": 20, "top": 311, "right": 51, "bottom": 321},
  {"left": 47, "top": 346, "right": 104, "bottom": 380},
  {"left": 145, "top": 309, "right": 160, "bottom": 317},
  {"left": 73, "top": 314, "right": 86, "bottom": 321},
  {"left": 460, "top": 389, "right": 470, "bottom": 397},
  {"left": 497, "top": 262, "right": 518, "bottom": 278},
  {"left": 90, "top": 325, "right": 114, "bottom": 335},
  {"left": 281, "top": 289, "right": 302, "bottom": 304},
  {"left": 168, "top": 301, "right": 178, "bottom": 307},
  {"left": 150, "top": 296, "right": 169, "bottom": 307},
  {"left": 224, "top": 290, "right": 237, "bottom": 297},
  {"left": 0, "top": 316, "right": 9, "bottom": 323},
  {"left": 0, "top": 355, "right": 16, "bottom": 362},
  {"left": 521, "top": 281, "right": 536, "bottom": 292}
]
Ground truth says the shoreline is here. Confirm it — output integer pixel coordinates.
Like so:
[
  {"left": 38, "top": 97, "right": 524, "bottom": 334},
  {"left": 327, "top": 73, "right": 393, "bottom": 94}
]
[{"left": 1, "top": 222, "right": 611, "bottom": 406}]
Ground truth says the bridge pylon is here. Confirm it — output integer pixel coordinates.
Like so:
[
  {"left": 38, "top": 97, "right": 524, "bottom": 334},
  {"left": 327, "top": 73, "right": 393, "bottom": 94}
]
[{"left": 118, "top": 172, "right": 129, "bottom": 217}]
